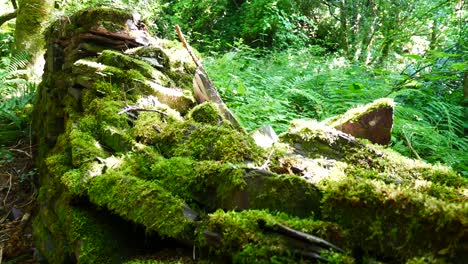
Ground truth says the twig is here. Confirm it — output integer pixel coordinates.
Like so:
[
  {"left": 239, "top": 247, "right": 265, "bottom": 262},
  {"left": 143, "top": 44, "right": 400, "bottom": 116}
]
[
  {"left": 0, "top": 245, "right": 3, "bottom": 264},
  {"left": 175, "top": 25, "right": 203, "bottom": 70},
  {"left": 260, "top": 147, "right": 275, "bottom": 170},
  {"left": 8, "top": 148, "right": 32, "bottom": 158},
  {"left": 3, "top": 172, "right": 13, "bottom": 207},
  {"left": 402, "top": 130, "right": 421, "bottom": 159},
  {"left": 261, "top": 220, "right": 344, "bottom": 253},
  {"left": 118, "top": 106, "right": 168, "bottom": 116}
]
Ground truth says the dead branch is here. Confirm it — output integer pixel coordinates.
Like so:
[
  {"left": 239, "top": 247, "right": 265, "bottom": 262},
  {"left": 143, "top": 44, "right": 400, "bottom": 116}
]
[
  {"left": 175, "top": 25, "right": 203, "bottom": 70},
  {"left": 118, "top": 106, "right": 168, "bottom": 116},
  {"left": 0, "top": 10, "right": 17, "bottom": 27}
]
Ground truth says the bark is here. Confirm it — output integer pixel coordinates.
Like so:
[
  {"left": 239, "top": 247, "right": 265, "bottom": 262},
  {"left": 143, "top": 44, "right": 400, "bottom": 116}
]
[
  {"left": 0, "top": 10, "right": 17, "bottom": 27},
  {"left": 13, "top": 0, "right": 54, "bottom": 76}
]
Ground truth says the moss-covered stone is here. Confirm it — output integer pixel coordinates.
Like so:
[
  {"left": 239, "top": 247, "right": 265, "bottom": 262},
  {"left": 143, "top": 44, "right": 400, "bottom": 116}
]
[
  {"left": 155, "top": 121, "right": 262, "bottom": 163},
  {"left": 87, "top": 171, "right": 196, "bottom": 240},
  {"left": 320, "top": 177, "right": 467, "bottom": 262},
  {"left": 187, "top": 102, "right": 223, "bottom": 125},
  {"left": 197, "top": 210, "right": 345, "bottom": 263},
  {"left": 97, "top": 50, "right": 172, "bottom": 86}
]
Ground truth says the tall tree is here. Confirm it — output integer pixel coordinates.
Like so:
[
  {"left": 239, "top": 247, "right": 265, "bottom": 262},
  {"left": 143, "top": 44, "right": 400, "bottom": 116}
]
[{"left": 13, "top": 0, "right": 54, "bottom": 76}]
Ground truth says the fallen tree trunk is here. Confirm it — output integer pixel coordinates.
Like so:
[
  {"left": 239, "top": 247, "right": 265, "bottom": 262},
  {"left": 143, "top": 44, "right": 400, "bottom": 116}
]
[{"left": 32, "top": 7, "right": 467, "bottom": 264}]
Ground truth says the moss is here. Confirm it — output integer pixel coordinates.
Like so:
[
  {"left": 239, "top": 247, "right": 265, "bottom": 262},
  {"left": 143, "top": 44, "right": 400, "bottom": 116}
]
[
  {"left": 94, "top": 80, "right": 124, "bottom": 100},
  {"left": 187, "top": 102, "right": 223, "bottom": 125},
  {"left": 280, "top": 119, "right": 352, "bottom": 159},
  {"left": 197, "top": 210, "right": 344, "bottom": 263},
  {"left": 150, "top": 157, "right": 246, "bottom": 210},
  {"left": 69, "top": 125, "right": 106, "bottom": 167},
  {"left": 87, "top": 171, "right": 195, "bottom": 240},
  {"left": 64, "top": 206, "right": 124, "bottom": 264},
  {"left": 62, "top": 7, "right": 132, "bottom": 34},
  {"left": 97, "top": 50, "right": 172, "bottom": 86},
  {"left": 323, "top": 98, "right": 395, "bottom": 127},
  {"left": 85, "top": 97, "right": 129, "bottom": 129},
  {"left": 100, "top": 124, "right": 134, "bottom": 152},
  {"left": 121, "top": 146, "right": 163, "bottom": 179},
  {"left": 77, "top": 115, "right": 99, "bottom": 134},
  {"left": 156, "top": 121, "right": 262, "bottom": 163},
  {"left": 320, "top": 177, "right": 467, "bottom": 261},
  {"left": 124, "top": 46, "right": 170, "bottom": 70},
  {"left": 238, "top": 171, "right": 322, "bottom": 217},
  {"left": 132, "top": 112, "right": 165, "bottom": 144},
  {"left": 61, "top": 169, "right": 88, "bottom": 196}
]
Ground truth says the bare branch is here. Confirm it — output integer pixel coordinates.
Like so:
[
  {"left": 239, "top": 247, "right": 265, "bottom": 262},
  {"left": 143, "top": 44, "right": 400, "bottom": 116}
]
[{"left": 0, "top": 10, "right": 17, "bottom": 27}]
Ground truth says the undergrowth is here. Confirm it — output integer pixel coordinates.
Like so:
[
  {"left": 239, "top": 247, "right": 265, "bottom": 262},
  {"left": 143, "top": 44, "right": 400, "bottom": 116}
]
[{"left": 204, "top": 46, "right": 467, "bottom": 175}]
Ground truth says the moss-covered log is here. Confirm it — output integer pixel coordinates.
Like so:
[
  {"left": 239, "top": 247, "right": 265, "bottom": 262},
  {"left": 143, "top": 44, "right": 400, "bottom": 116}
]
[{"left": 32, "top": 7, "right": 467, "bottom": 264}]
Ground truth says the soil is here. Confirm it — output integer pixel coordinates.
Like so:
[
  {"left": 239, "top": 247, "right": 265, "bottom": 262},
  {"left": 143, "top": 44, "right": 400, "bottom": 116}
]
[{"left": 0, "top": 138, "right": 38, "bottom": 264}]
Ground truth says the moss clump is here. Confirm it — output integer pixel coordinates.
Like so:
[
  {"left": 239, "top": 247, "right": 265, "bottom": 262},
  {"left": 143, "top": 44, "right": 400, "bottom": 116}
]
[
  {"left": 133, "top": 112, "right": 165, "bottom": 144},
  {"left": 61, "top": 169, "right": 88, "bottom": 196},
  {"left": 156, "top": 121, "right": 262, "bottom": 163},
  {"left": 236, "top": 171, "right": 322, "bottom": 217},
  {"left": 320, "top": 177, "right": 467, "bottom": 262},
  {"left": 85, "top": 97, "right": 129, "bottom": 129},
  {"left": 150, "top": 157, "right": 246, "bottom": 210},
  {"left": 87, "top": 171, "right": 195, "bottom": 240},
  {"left": 197, "top": 210, "right": 345, "bottom": 263},
  {"left": 69, "top": 126, "right": 106, "bottom": 167},
  {"left": 59, "top": 7, "right": 133, "bottom": 34},
  {"left": 97, "top": 50, "right": 172, "bottom": 86},
  {"left": 324, "top": 98, "right": 395, "bottom": 127},
  {"left": 187, "top": 102, "right": 223, "bottom": 125},
  {"left": 100, "top": 124, "right": 134, "bottom": 152}
]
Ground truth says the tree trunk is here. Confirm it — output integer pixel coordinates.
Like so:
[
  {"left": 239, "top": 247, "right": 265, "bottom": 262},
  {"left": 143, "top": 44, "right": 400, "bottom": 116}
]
[
  {"left": 0, "top": 10, "right": 17, "bottom": 27},
  {"left": 13, "top": 0, "right": 54, "bottom": 76}
]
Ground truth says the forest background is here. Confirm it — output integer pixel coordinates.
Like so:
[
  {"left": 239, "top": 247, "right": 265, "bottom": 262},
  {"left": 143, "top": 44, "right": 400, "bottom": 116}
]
[{"left": 0, "top": 0, "right": 467, "bottom": 177}]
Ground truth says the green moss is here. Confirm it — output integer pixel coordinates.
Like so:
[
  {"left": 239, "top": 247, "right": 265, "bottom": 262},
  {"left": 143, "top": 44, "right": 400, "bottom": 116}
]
[
  {"left": 156, "top": 121, "right": 262, "bottom": 163},
  {"left": 87, "top": 171, "right": 195, "bottom": 240},
  {"left": 97, "top": 50, "right": 171, "bottom": 86},
  {"left": 121, "top": 146, "right": 163, "bottom": 179},
  {"left": 150, "top": 157, "right": 246, "bottom": 209},
  {"left": 132, "top": 112, "right": 165, "bottom": 144},
  {"left": 69, "top": 125, "right": 106, "bottom": 167},
  {"left": 61, "top": 169, "right": 88, "bottom": 196},
  {"left": 65, "top": 206, "right": 124, "bottom": 264},
  {"left": 320, "top": 177, "right": 467, "bottom": 261},
  {"left": 197, "top": 210, "right": 344, "bottom": 263},
  {"left": 187, "top": 102, "right": 223, "bottom": 125},
  {"left": 77, "top": 115, "right": 99, "bottom": 134},
  {"left": 100, "top": 124, "right": 134, "bottom": 152},
  {"left": 324, "top": 98, "right": 395, "bottom": 127},
  {"left": 238, "top": 172, "right": 322, "bottom": 217},
  {"left": 61, "top": 7, "right": 132, "bottom": 34},
  {"left": 94, "top": 80, "right": 124, "bottom": 99},
  {"left": 85, "top": 97, "right": 129, "bottom": 128}
]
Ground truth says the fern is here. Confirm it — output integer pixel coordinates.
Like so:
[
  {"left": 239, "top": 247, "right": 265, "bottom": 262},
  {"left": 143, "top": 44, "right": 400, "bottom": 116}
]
[
  {"left": 0, "top": 53, "right": 36, "bottom": 128},
  {"left": 205, "top": 47, "right": 467, "bottom": 175}
]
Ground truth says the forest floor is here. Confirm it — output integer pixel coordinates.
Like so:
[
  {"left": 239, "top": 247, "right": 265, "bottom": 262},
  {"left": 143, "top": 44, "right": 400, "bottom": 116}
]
[{"left": 0, "top": 138, "right": 38, "bottom": 263}]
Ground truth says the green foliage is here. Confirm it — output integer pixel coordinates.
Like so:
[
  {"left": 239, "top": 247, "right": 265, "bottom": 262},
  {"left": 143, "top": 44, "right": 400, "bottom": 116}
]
[
  {"left": 160, "top": 0, "right": 313, "bottom": 51},
  {"left": 205, "top": 46, "right": 466, "bottom": 175},
  {"left": 0, "top": 52, "right": 36, "bottom": 128}
]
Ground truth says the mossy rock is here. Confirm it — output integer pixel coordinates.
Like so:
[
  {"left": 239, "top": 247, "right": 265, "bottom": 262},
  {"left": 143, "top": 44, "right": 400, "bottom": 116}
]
[{"left": 32, "top": 7, "right": 467, "bottom": 264}]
